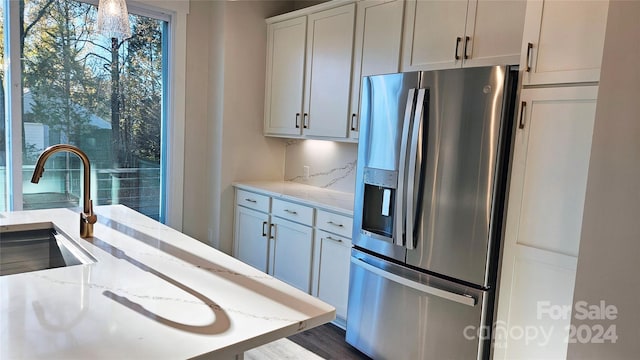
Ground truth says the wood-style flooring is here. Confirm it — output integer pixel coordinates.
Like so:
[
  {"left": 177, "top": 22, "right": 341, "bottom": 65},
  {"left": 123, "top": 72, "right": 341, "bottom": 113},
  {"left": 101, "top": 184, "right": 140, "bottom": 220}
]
[
  {"left": 245, "top": 323, "right": 370, "bottom": 360},
  {"left": 288, "top": 323, "right": 371, "bottom": 360}
]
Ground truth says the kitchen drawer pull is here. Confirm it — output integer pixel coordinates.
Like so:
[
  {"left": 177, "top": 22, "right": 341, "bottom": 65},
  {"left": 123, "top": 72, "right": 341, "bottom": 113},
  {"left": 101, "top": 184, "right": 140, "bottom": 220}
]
[
  {"left": 463, "top": 36, "right": 470, "bottom": 59},
  {"left": 327, "top": 221, "right": 344, "bottom": 228},
  {"left": 325, "top": 236, "right": 342, "bottom": 243},
  {"left": 262, "top": 221, "right": 268, "bottom": 237},
  {"left": 525, "top": 42, "right": 533, "bottom": 72},
  {"left": 454, "top": 37, "right": 462, "bottom": 60},
  {"left": 518, "top": 101, "right": 527, "bottom": 129},
  {"left": 284, "top": 209, "right": 298, "bottom": 215},
  {"left": 295, "top": 113, "right": 300, "bottom": 129},
  {"left": 351, "top": 113, "right": 357, "bottom": 131},
  {"left": 244, "top": 198, "right": 257, "bottom": 203}
]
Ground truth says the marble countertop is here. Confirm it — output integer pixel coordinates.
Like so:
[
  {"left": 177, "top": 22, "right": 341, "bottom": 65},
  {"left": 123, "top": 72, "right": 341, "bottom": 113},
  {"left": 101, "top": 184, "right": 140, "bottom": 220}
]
[
  {"left": 0, "top": 205, "right": 335, "bottom": 359},
  {"left": 233, "top": 181, "right": 355, "bottom": 216}
]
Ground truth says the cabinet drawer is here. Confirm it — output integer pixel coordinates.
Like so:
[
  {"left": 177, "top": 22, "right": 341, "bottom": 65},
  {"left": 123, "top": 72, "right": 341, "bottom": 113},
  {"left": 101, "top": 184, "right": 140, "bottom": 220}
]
[
  {"left": 316, "top": 210, "right": 353, "bottom": 238},
  {"left": 236, "top": 189, "right": 270, "bottom": 213},
  {"left": 272, "top": 199, "right": 314, "bottom": 226}
]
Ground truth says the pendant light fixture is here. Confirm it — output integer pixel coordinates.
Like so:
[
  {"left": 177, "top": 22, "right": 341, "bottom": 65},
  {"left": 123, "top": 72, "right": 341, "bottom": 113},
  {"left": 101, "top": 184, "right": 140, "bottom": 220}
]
[{"left": 97, "top": 0, "right": 132, "bottom": 39}]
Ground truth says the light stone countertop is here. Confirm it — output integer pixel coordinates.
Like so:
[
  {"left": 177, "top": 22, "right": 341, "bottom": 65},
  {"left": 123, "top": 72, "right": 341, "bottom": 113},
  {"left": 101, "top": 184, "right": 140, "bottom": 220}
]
[
  {"left": 233, "top": 181, "right": 355, "bottom": 216},
  {"left": 0, "top": 205, "right": 335, "bottom": 359}
]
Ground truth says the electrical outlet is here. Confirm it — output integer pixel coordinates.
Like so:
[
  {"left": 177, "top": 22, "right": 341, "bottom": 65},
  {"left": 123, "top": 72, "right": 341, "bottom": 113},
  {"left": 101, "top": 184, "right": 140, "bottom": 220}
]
[{"left": 303, "top": 166, "right": 310, "bottom": 181}]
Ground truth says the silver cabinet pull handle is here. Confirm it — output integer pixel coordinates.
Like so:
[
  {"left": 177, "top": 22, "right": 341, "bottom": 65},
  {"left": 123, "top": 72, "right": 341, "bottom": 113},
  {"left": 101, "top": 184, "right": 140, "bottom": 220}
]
[
  {"left": 295, "top": 113, "right": 300, "bottom": 129},
  {"left": 245, "top": 198, "right": 257, "bottom": 203},
  {"left": 303, "top": 113, "right": 309, "bottom": 128},
  {"left": 269, "top": 223, "right": 275, "bottom": 239},
  {"left": 454, "top": 37, "right": 462, "bottom": 60},
  {"left": 262, "top": 221, "right": 268, "bottom": 237},
  {"left": 351, "top": 113, "right": 357, "bottom": 131},
  {"left": 525, "top": 42, "right": 533, "bottom": 72},
  {"left": 327, "top": 221, "right": 344, "bottom": 228},
  {"left": 284, "top": 209, "right": 298, "bottom": 215},
  {"left": 518, "top": 101, "right": 527, "bottom": 129},
  {"left": 325, "top": 236, "right": 342, "bottom": 243}
]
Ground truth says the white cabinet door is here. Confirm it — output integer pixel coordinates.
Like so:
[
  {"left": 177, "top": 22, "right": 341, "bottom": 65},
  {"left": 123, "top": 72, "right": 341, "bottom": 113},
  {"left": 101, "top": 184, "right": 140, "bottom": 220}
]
[
  {"left": 402, "top": 0, "right": 468, "bottom": 71},
  {"left": 402, "top": 0, "right": 525, "bottom": 71},
  {"left": 494, "top": 86, "right": 598, "bottom": 359},
  {"left": 520, "top": 0, "right": 609, "bottom": 85},
  {"left": 303, "top": 4, "right": 356, "bottom": 138},
  {"left": 264, "top": 17, "right": 306, "bottom": 136},
  {"left": 349, "top": 0, "right": 404, "bottom": 139},
  {"left": 234, "top": 206, "right": 270, "bottom": 273},
  {"left": 271, "top": 216, "right": 314, "bottom": 293},
  {"left": 312, "top": 230, "right": 351, "bottom": 322},
  {"left": 462, "top": 0, "right": 525, "bottom": 67}
]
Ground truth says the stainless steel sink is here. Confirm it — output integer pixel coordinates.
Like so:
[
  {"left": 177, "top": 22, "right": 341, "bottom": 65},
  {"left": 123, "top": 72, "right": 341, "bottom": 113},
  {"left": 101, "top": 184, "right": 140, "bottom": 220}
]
[{"left": 0, "top": 223, "right": 96, "bottom": 276}]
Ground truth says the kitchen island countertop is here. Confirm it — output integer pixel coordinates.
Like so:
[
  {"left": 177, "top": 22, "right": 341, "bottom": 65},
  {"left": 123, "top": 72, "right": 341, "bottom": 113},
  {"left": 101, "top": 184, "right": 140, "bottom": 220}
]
[{"left": 0, "top": 205, "right": 335, "bottom": 359}]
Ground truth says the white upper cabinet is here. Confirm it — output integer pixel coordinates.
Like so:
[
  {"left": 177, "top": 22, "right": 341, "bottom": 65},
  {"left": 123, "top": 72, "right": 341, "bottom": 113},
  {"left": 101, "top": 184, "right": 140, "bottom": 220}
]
[
  {"left": 349, "top": 0, "right": 405, "bottom": 139},
  {"left": 264, "top": 17, "right": 307, "bottom": 136},
  {"left": 463, "top": 0, "right": 526, "bottom": 67},
  {"left": 402, "top": 0, "right": 525, "bottom": 71},
  {"left": 303, "top": 4, "right": 356, "bottom": 138},
  {"left": 520, "top": 0, "right": 609, "bottom": 85},
  {"left": 265, "top": 3, "right": 356, "bottom": 140}
]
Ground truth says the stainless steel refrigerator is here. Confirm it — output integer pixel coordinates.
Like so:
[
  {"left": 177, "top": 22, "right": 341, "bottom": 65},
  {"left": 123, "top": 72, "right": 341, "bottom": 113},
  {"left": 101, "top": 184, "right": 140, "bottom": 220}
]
[{"left": 347, "top": 66, "right": 518, "bottom": 359}]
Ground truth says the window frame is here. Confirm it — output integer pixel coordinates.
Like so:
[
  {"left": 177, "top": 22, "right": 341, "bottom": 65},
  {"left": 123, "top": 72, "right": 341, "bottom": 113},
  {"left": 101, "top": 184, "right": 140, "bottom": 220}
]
[{"left": 2, "top": 0, "right": 187, "bottom": 230}]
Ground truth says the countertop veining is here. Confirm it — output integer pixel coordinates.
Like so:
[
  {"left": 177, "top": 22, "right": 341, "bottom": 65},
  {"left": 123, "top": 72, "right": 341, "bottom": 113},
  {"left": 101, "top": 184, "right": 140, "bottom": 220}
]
[{"left": 0, "top": 205, "right": 334, "bottom": 359}]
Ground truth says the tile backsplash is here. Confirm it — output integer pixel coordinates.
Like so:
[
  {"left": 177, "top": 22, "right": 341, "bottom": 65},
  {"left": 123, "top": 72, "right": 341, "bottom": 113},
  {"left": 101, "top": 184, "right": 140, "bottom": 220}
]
[{"left": 284, "top": 139, "right": 358, "bottom": 193}]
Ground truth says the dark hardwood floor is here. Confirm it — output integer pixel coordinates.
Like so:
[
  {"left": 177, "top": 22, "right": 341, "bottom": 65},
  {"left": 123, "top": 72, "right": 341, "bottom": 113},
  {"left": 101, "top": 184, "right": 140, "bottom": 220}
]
[{"left": 288, "top": 323, "right": 371, "bottom": 360}]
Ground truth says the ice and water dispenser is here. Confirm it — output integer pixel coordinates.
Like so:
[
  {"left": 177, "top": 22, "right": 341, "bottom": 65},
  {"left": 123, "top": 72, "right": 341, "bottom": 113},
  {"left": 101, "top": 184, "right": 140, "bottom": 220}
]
[{"left": 361, "top": 167, "right": 398, "bottom": 240}]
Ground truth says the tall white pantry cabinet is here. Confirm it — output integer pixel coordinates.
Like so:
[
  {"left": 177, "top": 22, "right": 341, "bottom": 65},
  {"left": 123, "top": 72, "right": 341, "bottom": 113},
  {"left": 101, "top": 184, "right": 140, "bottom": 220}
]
[{"left": 494, "top": 0, "right": 609, "bottom": 359}]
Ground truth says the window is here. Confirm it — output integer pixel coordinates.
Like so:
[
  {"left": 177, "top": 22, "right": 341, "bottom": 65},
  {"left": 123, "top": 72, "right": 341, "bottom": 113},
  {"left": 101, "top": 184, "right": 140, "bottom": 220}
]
[{"left": 2, "top": 0, "right": 173, "bottom": 222}]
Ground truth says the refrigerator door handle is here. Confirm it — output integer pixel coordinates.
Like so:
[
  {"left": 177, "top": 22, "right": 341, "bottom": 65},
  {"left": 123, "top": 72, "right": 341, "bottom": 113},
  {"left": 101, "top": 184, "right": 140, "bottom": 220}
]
[
  {"left": 406, "top": 88, "right": 427, "bottom": 250},
  {"left": 395, "top": 88, "right": 416, "bottom": 247},
  {"left": 352, "top": 257, "right": 477, "bottom": 307}
]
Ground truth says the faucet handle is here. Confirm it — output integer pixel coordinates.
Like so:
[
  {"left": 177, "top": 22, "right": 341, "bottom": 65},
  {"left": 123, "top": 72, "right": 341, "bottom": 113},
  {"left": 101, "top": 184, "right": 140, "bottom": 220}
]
[{"left": 83, "top": 200, "right": 98, "bottom": 224}]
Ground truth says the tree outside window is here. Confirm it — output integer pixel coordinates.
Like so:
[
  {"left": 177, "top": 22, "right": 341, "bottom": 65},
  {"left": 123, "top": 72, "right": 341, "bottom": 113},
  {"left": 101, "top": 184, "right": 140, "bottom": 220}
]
[{"left": 2, "top": 0, "right": 166, "bottom": 220}]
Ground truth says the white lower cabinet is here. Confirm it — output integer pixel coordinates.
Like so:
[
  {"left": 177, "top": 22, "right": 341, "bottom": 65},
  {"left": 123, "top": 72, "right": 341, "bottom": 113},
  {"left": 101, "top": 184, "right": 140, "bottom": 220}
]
[
  {"left": 270, "top": 216, "right": 314, "bottom": 293},
  {"left": 312, "top": 230, "right": 351, "bottom": 325},
  {"left": 234, "top": 206, "right": 270, "bottom": 273},
  {"left": 233, "top": 186, "right": 354, "bottom": 325}
]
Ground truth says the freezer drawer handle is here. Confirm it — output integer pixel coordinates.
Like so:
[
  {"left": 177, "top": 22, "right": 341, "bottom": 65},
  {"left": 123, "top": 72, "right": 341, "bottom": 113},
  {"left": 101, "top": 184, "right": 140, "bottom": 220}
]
[{"left": 353, "top": 257, "right": 477, "bottom": 307}]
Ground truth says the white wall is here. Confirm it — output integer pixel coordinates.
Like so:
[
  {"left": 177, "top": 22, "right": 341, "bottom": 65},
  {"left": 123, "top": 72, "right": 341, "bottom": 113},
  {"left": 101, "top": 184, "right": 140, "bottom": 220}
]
[
  {"left": 568, "top": 1, "right": 640, "bottom": 358},
  {"left": 183, "top": 0, "right": 214, "bottom": 242},
  {"left": 183, "top": 0, "right": 292, "bottom": 253}
]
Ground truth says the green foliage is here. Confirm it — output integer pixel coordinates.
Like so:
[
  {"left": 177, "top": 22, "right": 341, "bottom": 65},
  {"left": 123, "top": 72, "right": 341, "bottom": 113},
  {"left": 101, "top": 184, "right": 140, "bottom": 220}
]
[{"left": 20, "top": 0, "right": 163, "bottom": 167}]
